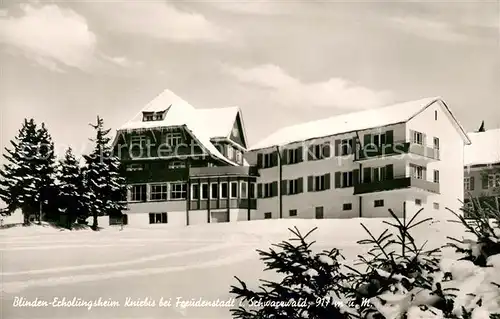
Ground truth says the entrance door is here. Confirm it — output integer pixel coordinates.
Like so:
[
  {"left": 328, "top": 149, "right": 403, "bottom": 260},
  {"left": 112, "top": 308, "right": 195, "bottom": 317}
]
[{"left": 315, "top": 207, "right": 324, "bottom": 219}]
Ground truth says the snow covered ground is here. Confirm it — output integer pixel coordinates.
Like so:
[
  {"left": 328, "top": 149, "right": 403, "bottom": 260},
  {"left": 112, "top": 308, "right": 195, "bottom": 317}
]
[{"left": 1, "top": 217, "right": 468, "bottom": 319}]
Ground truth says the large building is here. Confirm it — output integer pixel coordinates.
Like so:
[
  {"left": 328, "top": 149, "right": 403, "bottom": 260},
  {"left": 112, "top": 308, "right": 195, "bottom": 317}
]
[
  {"left": 112, "top": 89, "right": 258, "bottom": 226},
  {"left": 464, "top": 127, "right": 500, "bottom": 211},
  {"left": 114, "top": 91, "right": 471, "bottom": 226},
  {"left": 246, "top": 97, "right": 470, "bottom": 221}
]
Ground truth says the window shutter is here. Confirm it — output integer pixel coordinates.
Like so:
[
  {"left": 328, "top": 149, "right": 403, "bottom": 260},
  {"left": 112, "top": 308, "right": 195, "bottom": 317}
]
[
  {"left": 364, "top": 134, "right": 372, "bottom": 147},
  {"left": 257, "top": 183, "right": 263, "bottom": 198},
  {"left": 353, "top": 169, "right": 359, "bottom": 185},
  {"left": 256, "top": 153, "right": 263, "bottom": 168},
  {"left": 385, "top": 130, "right": 394, "bottom": 145},
  {"left": 297, "top": 177, "right": 303, "bottom": 193},
  {"left": 422, "top": 133, "right": 427, "bottom": 146},
  {"left": 282, "top": 149, "right": 288, "bottom": 165},
  {"left": 281, "top": 180, "right": 288, "bottom": 195},
  {"left": 308, "top": 145, "right": 314, "bottom": 161},
  {"left": 334, "top": 172, "right": 341, "bottom": 188},
  {"left": 307, "top": 176, "right": 314, "bottom": 192},
  {"left": 271, "top": 151, "right": 278, "bottom": 167},
  {"left": 470, "top": 176, "right": 475, "bottom": 191},
  {"left": 482, "top": 175, "right": 489, "bottom": 189},
  {"left": 363, "top": 167, "right": 371, "bottom": 183},
  {"left": 323, "top": 142, "right": 331, "bottom": 158},
  {"left": 271, "top": 181, "right": 278, "bottom": 197},
  {"left": 297, "top": 147, "right": 303, "bottom": 162},
  {"left": 325, "top": 173, "right": 331, "bottom": 190},
  {"left": 334, "top": 140, "right": 341, "bottom": 156},
  {"left": 385, "top": 164, "right": 394, "bottom": 180}
]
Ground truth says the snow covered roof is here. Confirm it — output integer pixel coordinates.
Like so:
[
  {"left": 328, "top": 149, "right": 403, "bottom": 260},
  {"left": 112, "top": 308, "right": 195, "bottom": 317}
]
[
  {"left": 464, "top": 128, "right": 500, "bottom": 167},
  {"left": 250, "top": 97, "right": 470, "bottom": 150},
  {"left": 117, "top": 89, "right": 245, "bottom": 166}
]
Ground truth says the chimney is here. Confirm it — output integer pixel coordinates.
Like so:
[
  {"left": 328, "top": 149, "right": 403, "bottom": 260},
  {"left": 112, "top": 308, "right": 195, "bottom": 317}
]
[{"left": 477, "top": 121, "right": 485, "bottom": 132}]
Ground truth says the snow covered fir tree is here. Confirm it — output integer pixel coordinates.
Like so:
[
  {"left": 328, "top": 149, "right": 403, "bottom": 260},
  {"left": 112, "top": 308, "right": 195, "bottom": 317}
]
[
  {"left": 0, "top": 119, "right": 56, "bottom": 224},
  {"left": 82, "top": 116, "right": 128, "bottom": 230},
  {"left": 230, "top": 206, "right": 500, "bottom": 319},
  {"left": 56, "top": 147, "right": 87, "bottom": 229},
  {"left": 0, "top": 117, "right": 127, "bottom": 229}
]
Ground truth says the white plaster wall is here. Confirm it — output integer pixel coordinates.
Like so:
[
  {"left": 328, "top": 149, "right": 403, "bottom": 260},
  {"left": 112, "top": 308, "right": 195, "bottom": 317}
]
[
  {"left": 189, "top": 210, "right": 207, "bottom": 225},
  {"left": 126, "top": 200, "right": 187, "bottom": 226},
  {"left": 230, "top": 209, "right": 248, "bottom": 222},
  {"left": 407, "top": 100, "right": 465, "bottom": 220}
]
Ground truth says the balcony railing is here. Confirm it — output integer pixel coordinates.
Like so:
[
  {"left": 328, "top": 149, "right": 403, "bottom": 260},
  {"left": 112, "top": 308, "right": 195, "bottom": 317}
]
[
  {"left": 354, "top": 174, "right": 440, "bottom": 195},
  {"left": 356, "top": 141, "right": 440, "bottom": 161},
  {"left": 189, "top": 166, "right": 259, "bottom": 177}
]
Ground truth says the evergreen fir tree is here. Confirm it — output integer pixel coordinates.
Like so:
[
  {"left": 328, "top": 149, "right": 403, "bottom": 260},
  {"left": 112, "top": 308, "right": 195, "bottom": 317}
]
[
  {"left": 230, "top": 227, "right": 349, "bottom": 319},
  {"left": 83, "top": 116, "right": 127, "bottom": 230},
  {"left": 0, "top": 119, "right": 41, "bottom": 225},
  {"left": 34, "top": 123, "right": 57, "bottom": 222},
  {"left": 56, "top": 147, "right": 86, "bottom": 229}
]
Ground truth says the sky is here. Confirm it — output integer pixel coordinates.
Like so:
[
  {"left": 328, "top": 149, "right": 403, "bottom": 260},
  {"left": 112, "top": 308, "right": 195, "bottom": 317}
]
[{"left": 1, "top": 0, "right": 499, "bottom": 163}]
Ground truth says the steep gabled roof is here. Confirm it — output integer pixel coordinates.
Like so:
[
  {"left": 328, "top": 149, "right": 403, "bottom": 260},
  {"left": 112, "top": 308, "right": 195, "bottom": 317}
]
[
  {"left": 116, "top": 89, "right": 244, "bottom": 166},
  {"left": 250, "top": 97, "right": 470, "bottom": 151},
  {"left": 464, "top": 128, "right": 500, "bottom": 167}
]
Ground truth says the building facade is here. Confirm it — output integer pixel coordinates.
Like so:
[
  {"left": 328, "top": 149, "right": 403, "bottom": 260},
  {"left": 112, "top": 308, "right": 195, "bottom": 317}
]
[
  {"left": 246, "top": 97, "right": 470, "bottom": 221},
  {"left": 464, "top": 127, "right": 500, "bottom": 212},
  {"left": 112, "top": 90, "right": 258, "bottom": 227}
]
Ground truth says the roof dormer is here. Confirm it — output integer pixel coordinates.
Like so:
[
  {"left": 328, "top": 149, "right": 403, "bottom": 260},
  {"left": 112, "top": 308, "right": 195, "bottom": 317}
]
[{"left": 142, "top": 109, "right": 168, "bottom": 122}]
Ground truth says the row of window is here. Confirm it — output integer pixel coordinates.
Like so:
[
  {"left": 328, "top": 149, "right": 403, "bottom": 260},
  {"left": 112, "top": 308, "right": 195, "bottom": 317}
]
[
  {"left": 259, "top": 130, "right": 440, "bottom": 169},
  {"left": 263, "top": 199, "right": 440, "bottom": 219},
  {"left": 130, "top": 132, "right": 183, "bottom": 147},
  {"left": 464, "top": 173, "right": 500, "bottom": 191},
  {"left": 129, "top": 181, "right": 256, "bottom": 202},
  {"left": 126, "top": 161, "right": 185, "bottom": 172}
]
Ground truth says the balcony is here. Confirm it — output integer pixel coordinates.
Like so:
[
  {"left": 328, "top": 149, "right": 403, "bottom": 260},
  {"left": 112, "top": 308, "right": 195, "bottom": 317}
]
[
  {"left": 189, "top": 165, "right": 259, "bottom": 178},
  {"left": 354, "top": 175, "right": 440, "bottom": 195},
  {"left": 355, "top": 141, "right": 440, "bottom": 162}
]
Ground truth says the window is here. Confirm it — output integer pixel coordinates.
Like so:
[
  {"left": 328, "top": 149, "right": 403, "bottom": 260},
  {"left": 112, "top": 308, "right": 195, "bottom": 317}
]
[
  {"left": 341, "top": 139, "right": 354, "bottom": 155},
  {"left": 201, "top": 183, "right": 209, "bottom": 200},
  {"left": 288, "top": 179, "right": 299, "bottom": 194},
  {"left": 410, "top": 164, "right": 425, "bottom": 180},
  {"left": 372, "top": 167, "right": 387, "bottom": 182},
  {"left": 230, "top": 182, "right": 238, "bottom": 199},
  {"left": 263, "top": 153, "right": 274, "bottom": 168},
  {"left": 342, "top": 172, "right": 354, "bottom": 188},
  {"left": 289, "top": 209, "right": 297, "bottom": 217},
  {"left": 220, "top": 182, "right": 229, "bottom": 199},
  {"left": 373, "top": 133, "right": 387, "bottom": 147},
  {"left": 130, "top": 185, "right": 147, "bottom": 202},
  {"left": 264, "top": 183, "right": 273, "bottom": 198},
  {"left": 374, "top": 200, "right": 384, "bottom": 207},
  {"left": 240, "top": 181, "right": 248, "bottom": 199},
  {"left": 411, "top": 130, "right": 424, "bottom": 145},
  {"left": 126, "top": 164, "right": 143, "bottom": 171},
  {"left": 315, "top": 175, "right": 328, "bottom": 191},
  {"left": 227, "top": 146, "right": 234, "bottom": 159},
  {"left": 433, "top": 137, "right": 440, "bottom": 150},
  {"left": 131, "top": 135, "right": 146, "bottom": 146},
  {"left": 434, "top": 110, "right": 438, "bottom": 121},
  {"left": 315, "top": 207, "right": 324, "bottom": 219},
  {"left": 264, "top": 212, "right": 272, "bottom": 219},
  {"left": 144, "top": 114, "right": 154, "bottom": 122},
  {"left": 464, "top": 177, "right": 471, "bottom": 191},
  {"left": 235, "top": 150, "right": 242, "bottom": 163},
  {"left": 250, "top": 182, "right": 256, "bottom": 199},
  {"left": 343, "top": 203, "right": 352, "bottom": 211},
  {"left": 287, "top": 148, "right": 300, "bottom": 164},
  {"left": 150, "top": 184, "right": 168, "bottom": 201},
  {"left": 166, "top": 132, "right": 182, "bottom": 147},
  {"left": 415, "top": 198, "right": 422, "bottom": 206},
  {"left": 168, "top": 161, "right": 185, "bottom": 169},
  {"left": 313, "top": 144, "right": 322, "bottom": 159},
  {"left": 433, "top": 202, "right": 440, "bottom": 210},
  {"left": 170, "top": 182, "right": 187, "bottom": 200},
  {"left": 149, "top": 212, "right": 167, "bottom": 224},
  {"left": 488, "top": 174, "right": 500, "bottom": 188},
  {"left": 210, "top": 183, "right": 218, "bottom": 199},
  {"left": 191, "top": 184, "right": 200, "bottom": 200},
  {"left": 433, "top": 170, "right": 440, "bottom": 183}
]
